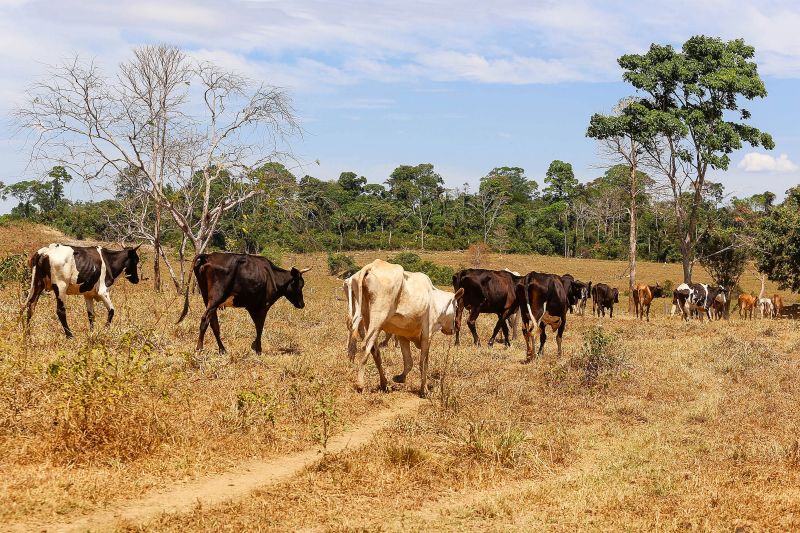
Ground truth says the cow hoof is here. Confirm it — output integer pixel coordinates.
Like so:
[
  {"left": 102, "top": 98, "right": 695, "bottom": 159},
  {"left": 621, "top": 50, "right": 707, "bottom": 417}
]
[
  {"left": 418, "top": 390, "right": 428, "bottom": 399},
  {"left": 392, "top": 374, "right": 407, "bottom": 384}
]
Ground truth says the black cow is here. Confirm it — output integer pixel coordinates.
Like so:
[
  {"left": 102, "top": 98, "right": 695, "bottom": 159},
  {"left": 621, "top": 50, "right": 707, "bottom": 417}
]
[
  {"left": 178, "top": 252, "right": 311, "bottom": 354},
  {"left": 561, "top": 274, "right": 591, "bottom": 316},
  {"left": 25, "top": 243, "right": 141, "bottom": 337},
  {"left": 516, "top": 272, "right": 569, "bottom": 361},
  {"left": 592, "top": 283, "right": 619, "bottom": 317},
  {"left": 452, "top": 268, "right": 522, "bottom": 347}
]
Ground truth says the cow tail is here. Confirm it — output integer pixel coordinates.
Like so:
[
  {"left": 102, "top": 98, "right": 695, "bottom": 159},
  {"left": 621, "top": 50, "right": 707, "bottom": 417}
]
[
  {"left": 347, "top": 273, "right": 365, "bottom": 362},
  {"left": 25, "top": 252, "right": 40, "bottom": 304},
  {"left": 177, "top": 255, "right": 203, "bottom": 324}
]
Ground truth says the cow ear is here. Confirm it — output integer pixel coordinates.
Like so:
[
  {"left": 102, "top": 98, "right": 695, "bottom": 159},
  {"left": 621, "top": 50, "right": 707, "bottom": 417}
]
[{"left": 454, "top": 287, "right": 464, "bottom": 300}]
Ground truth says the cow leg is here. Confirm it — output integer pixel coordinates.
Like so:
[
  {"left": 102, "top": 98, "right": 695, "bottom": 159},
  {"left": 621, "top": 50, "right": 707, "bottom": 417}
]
[
  {"left": 454, "top": 301, "right": 464, "bottom": 346},
  {"left": 393, "top": 337, "right": 414, "bottom": 384},
  {"left": 247, "top": 306, "right": 267, "bottom": 355},
  {"left": 356, "top": 327, "right": 382, "bottom": 392},
  {"left": 466, "top": 307, "right": 481, "bottom": 346},
  {"left": 537, "top": 325, "right": 547, "bottom": 357},
  {"left": 487, "top": 313, "right": 507, "bottom": 347},
  {"left": 96, "top": 289, "right": 115, "bottom": 325},
  {"left": 522, "top": 318, "right": 536, "bottom": 363},
  {"left": 609, "top": 305, "right": 613, "bottom": 318},
  {"left": 208, "top": 310, "right": 226, "bottom": 354},
  {"left": 85, "top": 296, "right": 96, "bottom": 331},
  {"left": 371, "top": 345, "right": 388, "bottom": 392},
  {"left": 53, "top": 284, "right": 73, "bottom": 338},
  {"left": 25, "top": 276, "right": 46, "bottom": 327},
  {"left": 556, "top": 317, "right": 566, "bottom": 357},
  {"left": 418, "top": 337, "right": 431, "bottom": 398}
]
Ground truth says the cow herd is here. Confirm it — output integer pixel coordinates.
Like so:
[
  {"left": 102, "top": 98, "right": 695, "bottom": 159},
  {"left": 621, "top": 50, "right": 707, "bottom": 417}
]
[{"left": 20, "top": 243, "right": 787, "bottom": 398}]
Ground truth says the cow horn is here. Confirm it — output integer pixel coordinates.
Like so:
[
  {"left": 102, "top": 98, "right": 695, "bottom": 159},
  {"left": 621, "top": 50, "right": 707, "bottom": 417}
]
[
  {"left": 299, "top": 267, "right": 312, "bottom": 273},
  {"left": 133, "top": 243, "right": 143, "bottom": 251}
]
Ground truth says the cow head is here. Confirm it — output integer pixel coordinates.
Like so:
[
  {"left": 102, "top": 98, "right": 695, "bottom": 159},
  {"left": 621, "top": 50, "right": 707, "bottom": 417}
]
[
  {"left": 438, "top": 287, "right": 464, "bottom": 335},
  {"left": 124, "top": 244, "right": 141, "bottom": 284},
  {"left": 612, "top": 288, "right": 619, "bottom": 303},
  {"left": 651, "top": 283, "right": 664, "bottom": 298},
  {"left": 285, "top": 267, "right": 311, "bottom": 309}
]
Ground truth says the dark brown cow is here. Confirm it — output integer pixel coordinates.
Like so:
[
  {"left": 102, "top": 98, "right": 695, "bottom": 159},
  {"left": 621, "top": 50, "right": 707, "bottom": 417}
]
[
  {"left": 592, "top": 283, "right": 618, "bottom": 317},
  {"left": 516, "top": 272, "right": 569, "bottom": 361},
  {"left": 452, "top": 268, "right": 522, "bottom": 347},
  {"left": 25, "top": 243, "right": 141, "bottom": 337},
  {"left": 561, "top": 273, "right": 591, "bottom": 315},
  {"left": 178, "top": 252, "right": 310, "bottom": 354}
]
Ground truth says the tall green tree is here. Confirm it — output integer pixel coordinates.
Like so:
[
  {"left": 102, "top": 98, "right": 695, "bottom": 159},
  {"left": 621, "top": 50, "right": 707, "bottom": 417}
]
[
  {"left": 386, "top": 164, "right": 443, "bottom": 249},
  {"left": 755, "top": 187, "right": 800, "bottom": 292},
  {"left": 617, "top": 36, "right": 774, "bottom": 283}
]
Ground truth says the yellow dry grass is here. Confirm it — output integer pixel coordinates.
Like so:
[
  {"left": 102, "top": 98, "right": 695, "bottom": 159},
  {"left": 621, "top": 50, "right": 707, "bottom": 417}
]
[{"left": 1, "top": 223, "right": 799, "bottom": 532}]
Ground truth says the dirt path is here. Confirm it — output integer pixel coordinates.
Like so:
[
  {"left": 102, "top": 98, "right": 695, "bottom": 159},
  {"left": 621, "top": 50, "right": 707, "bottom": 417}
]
[{"left": 13, "top": 395, "right": 425, "bottom": 533}]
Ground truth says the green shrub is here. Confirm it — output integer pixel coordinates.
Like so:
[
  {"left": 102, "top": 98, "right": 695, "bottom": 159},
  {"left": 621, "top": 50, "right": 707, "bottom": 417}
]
[
  {"left": 389, "top": 252, "right": 454, "bottom": 286},
  {"left": 327, "top": 253, "right": 360, "bottom": 277}
]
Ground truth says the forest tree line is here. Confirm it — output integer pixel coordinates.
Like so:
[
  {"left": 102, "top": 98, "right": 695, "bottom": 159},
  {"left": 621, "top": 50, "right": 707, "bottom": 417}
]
[{"left": 2, "top": 37, "right": 800, "bottom": 295}]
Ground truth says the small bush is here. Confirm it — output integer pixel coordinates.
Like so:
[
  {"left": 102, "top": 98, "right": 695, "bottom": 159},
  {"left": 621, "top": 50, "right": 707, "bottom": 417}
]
[
  {"left": 466, "top": 242, "right": 491, "bottom": 268},
  {"left": 0, "top": 252, "right": 31, "bottom": 303},
  {"left": 546, "top": 326, "right": 629, "bottom": 390},
  {"left": 234, "top": 389, "right": 277, "bottom": 431},
  {"left": 389, "top": 252, "right": 454, "bottom": 286},
  {"left": 47, "top": 337, "right": 171, "bottom": 462},
  {"left": 327, "top": 253, "right": 360, "bottom": 278},
  {"left": 573, "top": 326, "right": 629, "bottom": 388},
  {"left": 465, "top": 420, "right": 528, "bottom": 467},
  {"left": 387, "top": 443, "right": 429, "bottom": 468}
]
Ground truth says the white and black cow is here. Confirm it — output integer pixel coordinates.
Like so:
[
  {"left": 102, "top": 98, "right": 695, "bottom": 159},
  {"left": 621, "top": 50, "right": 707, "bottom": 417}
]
[
  {"left": 671, "top": 282, "right": 727, "bottom": 321},
  {"left": 25, "top": 243, "right": 141, "bottom": 337}
]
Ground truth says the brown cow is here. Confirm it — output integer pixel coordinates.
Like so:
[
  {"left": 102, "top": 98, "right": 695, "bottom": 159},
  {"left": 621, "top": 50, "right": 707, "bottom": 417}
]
[
  {"left": 633, "top": 283, "right": 664, "bottom": 321},
  {"left": 734, "top": 293, "right": 756, "bottom": 320},
  {"left": 772, "top": 294, "right": 784, "bottom": 318}
]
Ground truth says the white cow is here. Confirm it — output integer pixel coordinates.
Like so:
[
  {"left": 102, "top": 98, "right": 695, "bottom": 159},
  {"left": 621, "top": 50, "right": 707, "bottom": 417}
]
[
  {"left": 759, "top": 297, "right": 775, "bottom": 319},
  {"left": 345, "top": 259, "right": 463, "bottom": 397}
]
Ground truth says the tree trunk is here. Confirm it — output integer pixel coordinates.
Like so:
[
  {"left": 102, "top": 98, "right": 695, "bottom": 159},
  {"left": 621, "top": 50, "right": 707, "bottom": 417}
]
[
  {"left": 153, "top": 204, "right": 162, "bottom": 291},
  {"left": 628, "top": 163, "right": 637, "bottom": 314},
  {"left": 681, "top": 236, "right": 692, "bottom": 284}
]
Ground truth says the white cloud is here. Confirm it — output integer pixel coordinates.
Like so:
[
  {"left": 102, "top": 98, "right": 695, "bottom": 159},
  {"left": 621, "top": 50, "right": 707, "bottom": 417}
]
[{"left": 738, "top": 152, "right": 799, "bottom": 172}]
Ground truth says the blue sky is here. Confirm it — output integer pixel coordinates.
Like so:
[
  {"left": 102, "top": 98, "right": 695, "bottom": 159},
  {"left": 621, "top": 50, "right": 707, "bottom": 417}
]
[{"left": 1, "top": 0, "right": 799, "bottom": 212}]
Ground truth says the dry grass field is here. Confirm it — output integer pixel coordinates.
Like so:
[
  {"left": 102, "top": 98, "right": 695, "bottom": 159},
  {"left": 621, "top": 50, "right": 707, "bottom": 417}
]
[{"left": 1, "top": 221, "right": 799, "bottom": 532}]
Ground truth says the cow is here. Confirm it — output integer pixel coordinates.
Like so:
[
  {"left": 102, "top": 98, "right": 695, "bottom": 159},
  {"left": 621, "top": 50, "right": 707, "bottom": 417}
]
[
  {"left": 733, "top": 293, "right": 756, "bottom": 320},
  {"left": 177, "top": 252, "right": 311, "bottom": 354},
  {"left": 671, "top": 284, "right": 692, "bottom": 320},
  {"left": 772, "top": 294, "right": 784, "bottom": 318},
  {"left": 632, "top": 283, "right": 664, "bottom": 321},
  {"left": 561, "top": 274, "right": 591, "bottom": 316},
  {"left": 591, "top": 283, "right": 618, "bottom": 317},
  {"left": 345, "top": 259, "right": 462, "bottom": 397},
  {"left": 673, "top": 283, "right": 728, "bottom": 321},
  {"left": 516, "top": 272, "right": 569, "bottom": 361},
  {"left": 25, "top": 243, "right": 141, "bottom": 337},
  {"left": 452, "top": 268, "right": 522, "bottom": 347},
  {"left": 759, "top": 297, "right": 775, "bottom": 319}
]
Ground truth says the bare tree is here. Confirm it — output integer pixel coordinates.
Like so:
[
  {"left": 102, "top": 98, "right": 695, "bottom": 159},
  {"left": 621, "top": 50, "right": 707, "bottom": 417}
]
[
  {"left": 15, "top": 44, "right": 300, "bottom": 291},
  {"left": 469, "top": 185, "right": 509, "bottom": 244}
]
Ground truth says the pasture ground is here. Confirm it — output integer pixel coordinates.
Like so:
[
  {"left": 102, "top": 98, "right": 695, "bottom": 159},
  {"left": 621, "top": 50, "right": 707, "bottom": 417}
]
[{"left": 1, "top": 222, "right": 799, "bottom": 531}]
